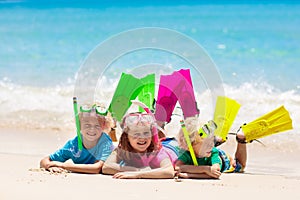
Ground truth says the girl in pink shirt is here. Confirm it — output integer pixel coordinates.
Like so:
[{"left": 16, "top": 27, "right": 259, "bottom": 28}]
[{"left": 102, "top": 112, "right": 176, "bottom": 179}]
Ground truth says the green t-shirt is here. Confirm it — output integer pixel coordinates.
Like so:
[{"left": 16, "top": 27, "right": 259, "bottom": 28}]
[{"left": 178, "top": 147, "right": 222, "bottom": 168}]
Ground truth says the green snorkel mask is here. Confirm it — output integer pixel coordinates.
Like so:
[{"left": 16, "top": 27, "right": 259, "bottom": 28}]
[{"left": 80, "top": 104, "right": 108, "bottom": 116}]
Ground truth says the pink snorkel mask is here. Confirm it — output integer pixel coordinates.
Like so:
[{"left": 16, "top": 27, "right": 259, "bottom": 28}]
[
  {"left": 123, "top": 113, "right": 155, "bottom": 128},
  {"left": 130, "top": 100, "right": 159, "bottom": 144}
]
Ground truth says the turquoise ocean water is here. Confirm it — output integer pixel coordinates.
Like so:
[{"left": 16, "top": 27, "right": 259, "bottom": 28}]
[{"left": 0, "top": 0, "right": 299, "bottom": 150}]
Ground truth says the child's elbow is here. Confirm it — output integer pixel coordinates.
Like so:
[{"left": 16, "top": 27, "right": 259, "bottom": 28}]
[
  {"left": 95, "top": 161, "right": 105, "bottom": 174},
  {"left": 163, "top": 170, "right": 175, "bottom": 179},
  {"left": 162, "top": 166, "right": 175, "bottom": 178},
  {"left": 102, "top": 163, "right": 112, "bottom": 174},
  {"left": 95, "top": 166, "right": 102, "bottom": 174},
  {"left": 40, "top": 156, "right": 50, "bottom": 169}
]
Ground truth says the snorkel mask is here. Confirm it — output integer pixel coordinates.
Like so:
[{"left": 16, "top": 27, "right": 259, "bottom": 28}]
[
  {"left": 123, "top": 113, "right": 155, "bottom": 129},
  {"left": 80, "top": 104, "right": 108, "bottom": 116},
  {"left": 198, "top": 120, "right": 217, "bottom": 138}
]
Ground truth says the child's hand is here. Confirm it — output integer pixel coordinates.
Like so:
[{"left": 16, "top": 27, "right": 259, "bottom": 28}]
[
  {"left": 48, "top": 166, "right": 68, "bottom": 174},
  {"left": 174, "top": 165, "right": 185, "bottom": 173},
  {"left": 112, "top": 171, "right": 140, "bottom": 179},
  {"left": 207, "top": 164, "right": 221, "bottom": 179},
  {"left": 46, "top": 161, "right": 64, "bottom": 169},
  {"left": 177, "top": 172, "right": 189, "bottom": 179}
]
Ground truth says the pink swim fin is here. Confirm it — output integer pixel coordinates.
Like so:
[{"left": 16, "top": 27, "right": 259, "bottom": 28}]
[
  {"left": 154, "top": 72, "right": 178, "bottom": 123},
  {"left": 154, "top": 69, "right": 199, "bottom": 123},
  {"left": 177, "top": 69, "right": 199, "bottom": 119}
]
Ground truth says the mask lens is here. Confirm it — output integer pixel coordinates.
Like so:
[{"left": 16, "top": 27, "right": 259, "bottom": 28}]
[
  {"left": 202, "top": 124, "right": 210, "bottom": 135},
  {"left": 208, "top": 120, "right": 217, "bottom": 130},
  {"left": 80, "top": 105, "right": 92, "bottom": 112},
  {"left": 95, "top": 106, "right": 107, "bottom": 116},
  {"left": 140, "top": 114, "right": 154, "bottom": 124},
  {"left": 124, "top": 113, "right": 154, "bottom": 128}
]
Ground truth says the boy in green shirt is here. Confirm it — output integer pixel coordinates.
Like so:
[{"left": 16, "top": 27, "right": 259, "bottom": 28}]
[{"left": 175, "top": 117, "right": 247, "bottom": 179}]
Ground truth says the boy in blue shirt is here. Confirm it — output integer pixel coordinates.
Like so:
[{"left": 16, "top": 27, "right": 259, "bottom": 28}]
[{"left": 40, "top": 105, "right": 114, "bottom": 174}]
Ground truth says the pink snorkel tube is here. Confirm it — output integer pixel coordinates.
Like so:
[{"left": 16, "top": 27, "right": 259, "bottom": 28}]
[{"left": 131, "top": 100, "right": 159, "bottom": 144}]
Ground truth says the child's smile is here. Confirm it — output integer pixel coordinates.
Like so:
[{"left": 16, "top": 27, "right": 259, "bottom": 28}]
[
  {"left": 81, "top": 117, "right": 102, "bottom": 143},
  {"left": 128, "top": 125, "right": 152, "bottom": 153}
]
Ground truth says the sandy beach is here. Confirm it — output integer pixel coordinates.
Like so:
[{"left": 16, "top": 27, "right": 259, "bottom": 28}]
[
  {"left": 1, "top": 1, "right": 300, "bottom": 199},
  {"left": 1, "top": 128, "right": 300, "bottom": 200}
]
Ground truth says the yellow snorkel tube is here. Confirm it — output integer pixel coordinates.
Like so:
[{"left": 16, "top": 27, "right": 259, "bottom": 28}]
[{"left": 180, "top": 120, "right": 198, "bottom": 166}]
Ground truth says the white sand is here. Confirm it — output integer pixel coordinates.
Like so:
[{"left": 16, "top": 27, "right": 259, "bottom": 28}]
[{"left": 1, "top": 128, "right": 300, "bottom": 200}]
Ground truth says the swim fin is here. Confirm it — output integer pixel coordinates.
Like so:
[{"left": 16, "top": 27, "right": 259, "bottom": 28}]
[
  {"left": 241, "top": 105, "right": 293, "bottom": 142},
  {"left": 177, "top": 69, "right": 199, "bottom": 119},
  {"left": 108, "top": 73, "right": 144, "bottom": 122},
  {"left": 154, "top": 69, "right": 199, "bottom": 123},
  {"left": 154, "top": 71, "right": 179, "bottom": 123},
  {"left": 137, "top": 73, "right": 155, "bottom": 113},
  {"left": 213, "top": 96, "right": 241, "bottom": 141}
]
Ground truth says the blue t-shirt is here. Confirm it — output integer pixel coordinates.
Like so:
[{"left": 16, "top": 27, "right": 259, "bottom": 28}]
[{"left": 49, "top": 133, "right": 114, "bottom": 164}]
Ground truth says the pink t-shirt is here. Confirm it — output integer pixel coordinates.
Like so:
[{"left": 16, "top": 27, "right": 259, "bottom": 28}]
[{"left": 129, "top": 147, "right": 176, "bottom": 168}]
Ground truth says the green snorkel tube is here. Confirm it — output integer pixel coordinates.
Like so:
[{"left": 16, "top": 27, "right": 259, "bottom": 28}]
[{"left": 73, "top": 97, "right": 83, "bottom": 151}]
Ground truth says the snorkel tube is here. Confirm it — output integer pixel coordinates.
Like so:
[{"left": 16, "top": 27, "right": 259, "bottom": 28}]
[
  {"left": 180, "top": 120, "right": 198, "bottom": 166},
  {"left": 131, "top": 100, "right": 159, "bottom": 144},
  {"left": 73, "top": 97, "right": 83, "bottom": 151}
]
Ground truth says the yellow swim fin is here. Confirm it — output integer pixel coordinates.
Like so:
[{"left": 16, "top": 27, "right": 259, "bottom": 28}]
[
  {"left": 213, "top": 96, "right": 241, "bottom": 141},
  {"left": 241, "top": 105, "right": 293, "bottom": 142}
]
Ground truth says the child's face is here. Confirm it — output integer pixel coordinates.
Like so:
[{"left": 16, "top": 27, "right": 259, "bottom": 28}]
[
  {"left": 193, "top": 135, "right": 214, "bottom": 158},
  {"left": 127, "top": 125, "right": 152, "bottom": 153},
  {"left": 80, "top": 116, "right": 103, "bottom": 142}
]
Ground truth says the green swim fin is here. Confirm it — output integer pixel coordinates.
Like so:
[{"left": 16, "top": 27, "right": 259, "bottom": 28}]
[
  {"left": 241, "top": 105, "right": 293, "bottom": 142},
  {"left": 138, "top": 73, "right": 155, "bottom": 113},
  {"left": 108, "top": 73, "right": 144, "bottom": 122},
  {"left": 213, "top": 96, "right": 241, "bottom": 141}
]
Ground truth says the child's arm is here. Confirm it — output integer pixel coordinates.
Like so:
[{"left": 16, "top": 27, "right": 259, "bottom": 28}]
[
  {"left": 175, "top": 160, "right": 221, "bottom": 179},
  {"left": 40, "top": 156, "right": 66, "bottom": 173},
  {"left": 59, "top": 160, "right": 105, "bottom": 174},
  {"left": 40, "top": 156, "right": 104, "bottom": 174},
  {"left": 102, "top": 151, "right": 141, "bottom": 175},
  {"left": 112, "top": 158, "right": 174, "bottom": 179}
]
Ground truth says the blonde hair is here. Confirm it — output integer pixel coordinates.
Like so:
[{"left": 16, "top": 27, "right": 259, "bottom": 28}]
[{"left": 177, "top": 116, "right": 202, "bottom": 150}]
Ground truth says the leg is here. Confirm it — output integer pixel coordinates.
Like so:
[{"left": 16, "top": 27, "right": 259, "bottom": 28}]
[{"left": 234, "top": 132, "right": 247, "bottom": 169}]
